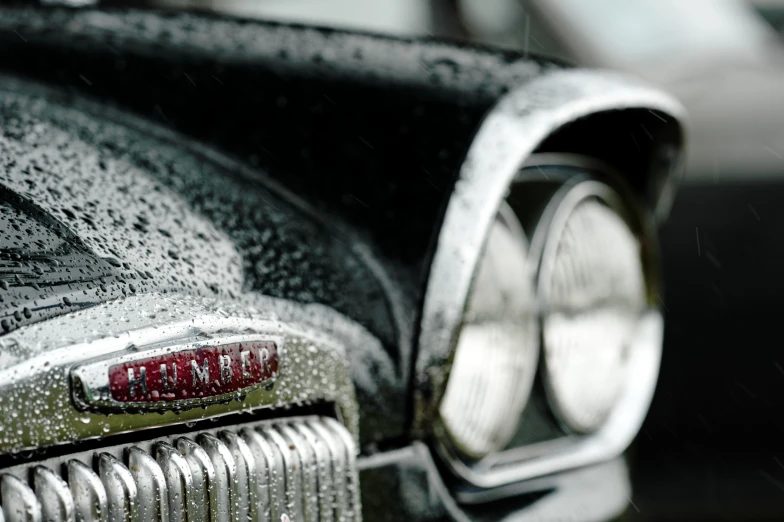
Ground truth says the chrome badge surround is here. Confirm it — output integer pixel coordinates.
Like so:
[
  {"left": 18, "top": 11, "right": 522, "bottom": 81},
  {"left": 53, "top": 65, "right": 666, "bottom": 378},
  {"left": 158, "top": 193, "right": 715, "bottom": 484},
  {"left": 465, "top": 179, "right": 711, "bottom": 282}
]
[
  {"left": 0, "top": 293, "right": 368, "bottom": 453},
  {"left": 417, "top": 69, "right": 685, "bottom": 489},
  {"left": 71, "top": 335, "right": 281, "bottom": 412}
]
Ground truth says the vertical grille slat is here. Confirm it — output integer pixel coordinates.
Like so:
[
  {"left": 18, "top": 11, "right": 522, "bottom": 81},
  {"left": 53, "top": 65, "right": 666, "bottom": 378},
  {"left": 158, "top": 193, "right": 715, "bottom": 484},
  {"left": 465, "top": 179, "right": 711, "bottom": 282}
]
[
  {"left": 98, "top": 455, "right": 137, "bottom": 522},
  {"left": 33, "top": 466, "right": 75, "bottom": 522},
  {"left": 1, "top": 474, "right": 42, "bottom": 522},
  {"left": 0, "top": 417, "right": 359, "bottom": 522},
  {"left": 261, "top": 428, "right": 303, "bottom": 522},
  {"left": 175, "top": 439, "right": 216, "bottom": 522},
  {"left": 293, "top": 423, "right": 333, "bottom": 522},
  {"left": 307, "top": 423, "right": 346, "bottom": 522},
  {"left": 322, "top": 419, "right": 360, "bottom": 522},
  {"left": 219, "top": 432, "right": 258, "bottom": 522},
  {"left": 154, "top": 443, "right": 191, "bottom": 522},
  {"left": 127, "top": 448, "right": 168, "bottom": 522},
  {"left": 66, "top": 461, "right": 107, "bottom": 522},
  {"left": 277, "top": 427, "right": 318, "bottom": 522},
  {"left": 196, "top": 435, "right": 237, "bottom": 522},
  {"left": 239, "top": 430, "right": 278, "bottom": 522}
]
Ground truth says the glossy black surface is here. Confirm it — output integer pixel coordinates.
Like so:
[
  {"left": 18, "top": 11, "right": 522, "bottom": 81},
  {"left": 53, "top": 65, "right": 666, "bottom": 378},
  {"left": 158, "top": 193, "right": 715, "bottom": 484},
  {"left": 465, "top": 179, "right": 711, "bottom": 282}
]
[
  {"left": 0, "top": 185, "right": 133, "bottom": 328},
  {"left": 0, "top": 6, "right": 555, "bottom": 269}
]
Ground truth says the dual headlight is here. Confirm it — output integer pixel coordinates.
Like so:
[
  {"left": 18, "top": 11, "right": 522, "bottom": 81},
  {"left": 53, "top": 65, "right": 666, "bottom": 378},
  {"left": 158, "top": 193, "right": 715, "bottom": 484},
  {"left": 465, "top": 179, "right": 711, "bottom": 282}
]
[
  {"left": 439, "top": 202, "right": 539, "bottom": 458},
  {"left": 436, "top": 156, "right": 661, "bottom": 486},
  {"left": 539, "top": 183, "right": 647, "bottom": 436}
]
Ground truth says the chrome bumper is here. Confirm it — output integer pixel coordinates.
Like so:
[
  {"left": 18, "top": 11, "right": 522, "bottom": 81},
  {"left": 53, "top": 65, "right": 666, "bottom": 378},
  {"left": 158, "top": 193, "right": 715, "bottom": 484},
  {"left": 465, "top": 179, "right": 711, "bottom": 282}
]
[{"left": 0, "top": 416, "right": 360, "bottom": 522}]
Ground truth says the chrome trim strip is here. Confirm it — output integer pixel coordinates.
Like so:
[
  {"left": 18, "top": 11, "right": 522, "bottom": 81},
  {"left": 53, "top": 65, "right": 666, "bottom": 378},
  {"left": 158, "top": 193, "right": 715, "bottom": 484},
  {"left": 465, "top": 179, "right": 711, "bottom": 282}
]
[
  {"left": 0, "top": 294, "right": 364, "bottom": 453},
  {"left": 33, "top": 466, "right": 75, "bottom": 522},
  {"left": 454, "top": 457, "right": 631, "bottom": 518}
]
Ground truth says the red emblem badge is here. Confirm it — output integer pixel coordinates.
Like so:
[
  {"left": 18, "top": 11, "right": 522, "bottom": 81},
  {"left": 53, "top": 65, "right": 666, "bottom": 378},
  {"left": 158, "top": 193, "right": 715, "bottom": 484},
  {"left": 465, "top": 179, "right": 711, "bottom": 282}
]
[
  {"left": 71, "top": 338, "right": 281, "bottom": 411},
  {"left": 108, "top": 341, "right": 278, "bottom": 402}
]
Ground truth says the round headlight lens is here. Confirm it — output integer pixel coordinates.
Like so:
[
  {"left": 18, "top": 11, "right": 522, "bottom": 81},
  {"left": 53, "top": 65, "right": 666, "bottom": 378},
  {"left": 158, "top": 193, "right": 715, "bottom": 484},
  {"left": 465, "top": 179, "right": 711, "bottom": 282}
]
[
  {"left": 540, "top": 193, "right": 646, "bottom": 434},
  {"left": 439, "top": 204, "right": 539, "bottom": 459}
]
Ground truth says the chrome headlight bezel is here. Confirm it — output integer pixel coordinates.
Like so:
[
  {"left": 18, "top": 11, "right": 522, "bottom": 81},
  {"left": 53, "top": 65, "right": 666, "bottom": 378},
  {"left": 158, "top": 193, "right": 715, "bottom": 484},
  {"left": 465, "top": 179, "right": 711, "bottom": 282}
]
[{"left": 416, "top": 68, "right": 684, "bottom": 496}]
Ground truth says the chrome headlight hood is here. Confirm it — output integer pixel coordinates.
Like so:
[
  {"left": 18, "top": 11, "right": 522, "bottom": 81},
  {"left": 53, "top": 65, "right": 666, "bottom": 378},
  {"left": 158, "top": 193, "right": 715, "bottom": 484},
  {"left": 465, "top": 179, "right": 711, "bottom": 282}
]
[{"left": 416, "top": 68, "right": 685, "bottom": 491}]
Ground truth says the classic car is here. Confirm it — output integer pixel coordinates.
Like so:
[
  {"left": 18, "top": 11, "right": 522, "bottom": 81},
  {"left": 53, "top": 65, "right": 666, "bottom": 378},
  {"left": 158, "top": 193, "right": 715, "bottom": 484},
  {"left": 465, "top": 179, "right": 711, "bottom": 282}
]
[{"left": 0, "top": 2, "right": 685, "bottom": 521}]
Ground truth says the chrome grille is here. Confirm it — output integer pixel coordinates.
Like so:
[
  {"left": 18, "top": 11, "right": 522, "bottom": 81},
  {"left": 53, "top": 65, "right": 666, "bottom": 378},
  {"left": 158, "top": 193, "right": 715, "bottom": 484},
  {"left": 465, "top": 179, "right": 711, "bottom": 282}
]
[{"left": 0, "top": 416, "right": 360, "bottom": 522}]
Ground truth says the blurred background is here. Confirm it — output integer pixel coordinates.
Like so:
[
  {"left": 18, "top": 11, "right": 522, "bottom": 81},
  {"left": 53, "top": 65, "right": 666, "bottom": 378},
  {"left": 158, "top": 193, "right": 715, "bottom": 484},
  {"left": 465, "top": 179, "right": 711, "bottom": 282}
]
[{"left": 51, "top": 0, "right": 784, "bottom": 519}]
